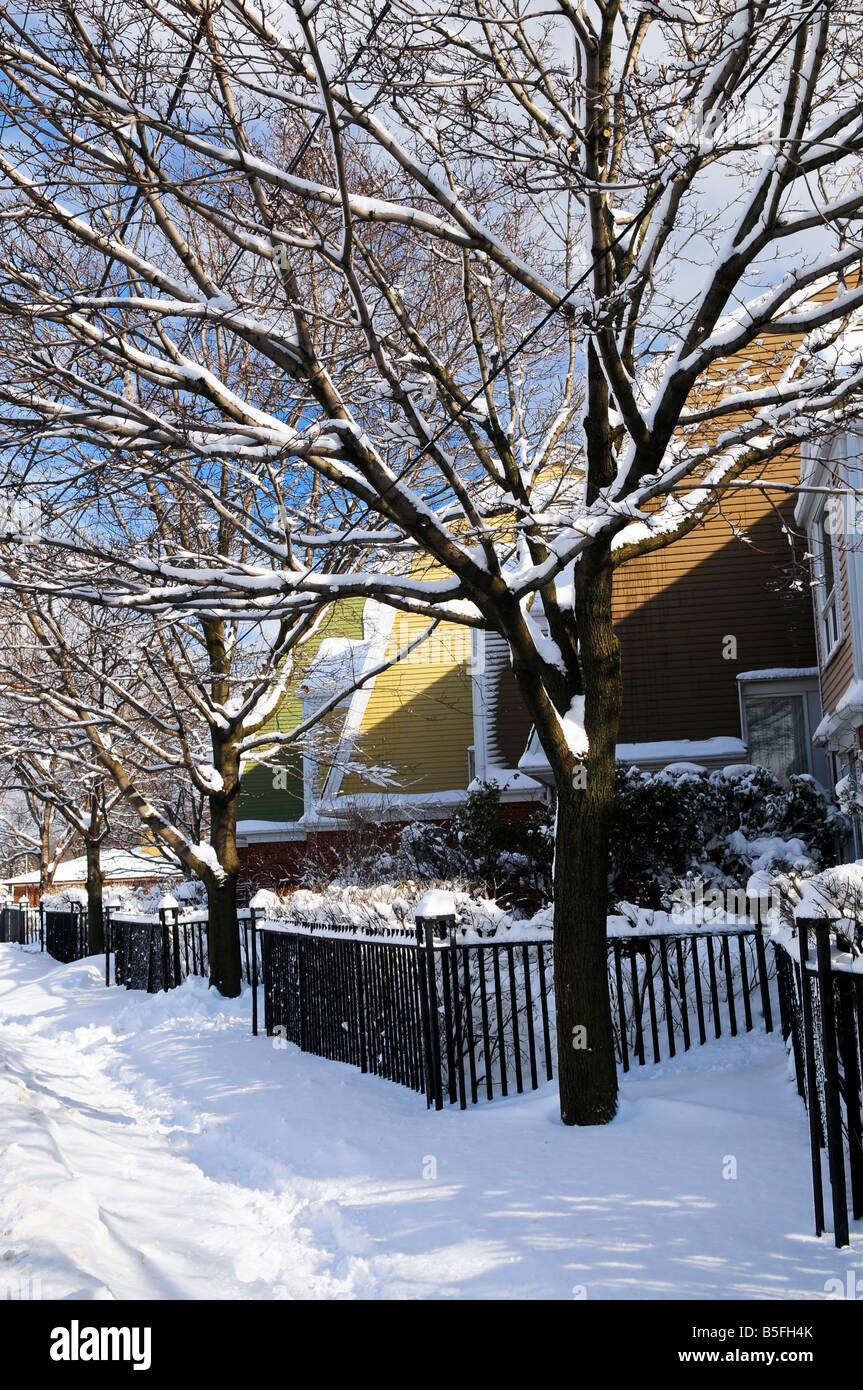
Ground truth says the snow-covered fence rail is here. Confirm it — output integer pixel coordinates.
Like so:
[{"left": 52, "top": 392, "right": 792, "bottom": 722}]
[
  {"left": 772, "top": 921, "right": 863, "bottom": 1249},
  {"left": 254, "top": 913, "right": 776, "bottom": 1109},
  {"left": 104, "top": 905, "right": 255, "bottom": 992},
  {"left": 0, "top": 902, "right": 42, "bottom": 948}
]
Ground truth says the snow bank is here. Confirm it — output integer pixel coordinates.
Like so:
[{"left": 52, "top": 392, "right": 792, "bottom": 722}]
[{"left": 0, "top": 947, "right": 854, "bottom": 1300}]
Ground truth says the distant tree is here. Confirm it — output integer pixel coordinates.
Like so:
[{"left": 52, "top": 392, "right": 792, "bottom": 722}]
[{"left": 0, "top": 762, "right": 77, "bottom": 898}]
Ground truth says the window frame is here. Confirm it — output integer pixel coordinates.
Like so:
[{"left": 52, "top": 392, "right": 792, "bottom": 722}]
[
  {"left": 812, "top": 496, "right": 844, "bottom": 662},
  {"left": 738, "top": 674, "right": 821, "bottom": 785}
]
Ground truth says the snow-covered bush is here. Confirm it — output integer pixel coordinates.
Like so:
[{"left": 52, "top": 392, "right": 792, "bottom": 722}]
[
  {"left": 835, "top": 765, "right": 863, "bottom": 818},
  {"left": 280, "top": 782, "right": 554, "bottom": 908},
  {"left": 252, "top": 879, "right": 518, "bottom": 937},
  {"left": 248, "top": 763, "right": 839, "bottom": 927},
  {"left": 100, "top": 878, "right": 203, "bottom": 916},
  {"left": 609, "top": 762, "right": 842, "bottom": 912},
  {"left": 767, "top": 861, "right": 863, "bottom": 950},
  {"left": 42, "top": 887, "right": 88, "bottom": 909},
  {"left": 392, "top": 782, "right": 553, "bottom": 906}
]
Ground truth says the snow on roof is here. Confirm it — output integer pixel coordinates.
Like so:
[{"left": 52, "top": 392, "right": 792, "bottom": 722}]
[
  {"left": 516, "top": 728, "right": 744, "bottom": 783},
  {"left": 813, "top": 677, "right": 863, "bottom": 743},
  {"left": 298, "top": 599, "right": 397, "bottom": 698},
  {"left": 616, "top": 738, "right": 748, "bottom": 762},
  {"left": 736, "top": 668, "right": 819, "bottom": 682},
  {"left": 519, "top": 731, "right": 748, "bottom": 782},
  {"left": 300, "top": 635, "right": 370, "bottom": 695},
  {"left": 3, "top": 848, "right": 181, "bottom": 887}
]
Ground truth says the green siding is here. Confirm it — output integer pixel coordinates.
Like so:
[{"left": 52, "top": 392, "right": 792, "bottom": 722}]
[
  {"left": 237, "top": 600, "right": 365, "bottom": 824},
  {"left": 238, "top": 755, "right": 304, "bottom": 823}
]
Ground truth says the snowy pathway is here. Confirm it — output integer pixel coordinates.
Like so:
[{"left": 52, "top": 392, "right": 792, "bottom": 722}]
[{"left": 0, "top": 946, "right": 859, "bottom": 1300}]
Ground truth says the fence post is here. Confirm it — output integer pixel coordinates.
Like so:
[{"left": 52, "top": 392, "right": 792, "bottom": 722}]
[
  {"left": 416, "top": 908, "right": 451, "bottom": 1111},
  {"left": 248, "top": 893, "right": 268, "bottom": 1038},
  {"left": 104, "top": 902, "right": 113, "bottom": 987},
  {"left": 355, "top": 938, "right": 368, "bottom": 1073},
  {"left": 298, "top": 936, "right": 307, "bottom": 1053},
  {"left": 449, "top": 923, "right": 467, "bottom": 1110},
  {"left": 157, "top": 894, "right": 180, "bottom": 993},
  {"left": 797, "top": 920, "right": 826, "bottom": 1238},
  {"left": 754, "top": 928, "right": 773, "bottom": 1033},
  {"left": 812, "top": 920, "right": 850, "bottom": 1248},
  {"left": 835, "top": 966, "right": 863, "bottom": 1221}
]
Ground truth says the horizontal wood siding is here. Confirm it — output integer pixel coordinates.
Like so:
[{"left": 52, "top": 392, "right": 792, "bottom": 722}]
[
  {"left": 481, "top": 633, "right": 533, "bottom": 769},
  {"left": 821, "top": 529, "right": 855, "bottom": 715},
  {"left": 238, "top": 755, "right": 304, "bottom": 823},
  {"left": 482, "top": 456, "right": 816, "bottom": 754},
  {"left": 614, "top": 480, "right": 815, "bottom": 741},
  {"left": 237, "top": 600, "right": 365, "bottom": 823},
  {"left": 821, "top": 637, "right": 854, "bottom": 715},
  {"left": 340, "top": 614, "right": 474, "bottom": 795}
]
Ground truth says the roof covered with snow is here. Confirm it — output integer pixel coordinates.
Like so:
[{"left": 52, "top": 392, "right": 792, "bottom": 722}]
[{"left": 2, "top": 848, "right": 182, "bottom": 887}]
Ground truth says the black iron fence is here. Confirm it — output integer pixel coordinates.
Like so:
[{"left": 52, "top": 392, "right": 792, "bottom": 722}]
[
  {"left": 104, "top": 905, "right": 255, "bottom": 992},
  {"left": 1, "top": 897, "right": 781, "bottom": 1118},
  {"left": 0, "top": 902, "right": 42, "bottom": 947},
  {"left": 256, "top": 917, "right": 776, "bottom": 1110},
  {"left": 0, "top": 902, "right": 92, "bottom": 959},
  {"left": 44, "top": 905, "right": 89, "bottom": 963},
  {"left": 773, "top": 920, "right": 863, "bottom": 1249},
  {"left": 610, "top": 926, "right": 774, "bottom": 1071}
]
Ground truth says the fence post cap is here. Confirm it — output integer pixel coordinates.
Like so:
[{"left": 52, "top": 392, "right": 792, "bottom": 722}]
[
  {"left": 249, "top": 889, "right": 279, "bottom": 912},
  {"left": 157, "top": 893, "right": 180, "bottom": 912},
  {"left": 415, "top": 889, "right": 456, "bottom": 921}
]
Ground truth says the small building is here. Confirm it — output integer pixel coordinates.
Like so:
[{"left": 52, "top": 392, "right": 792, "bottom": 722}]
[{"left": 1, "top": 847, "right": 182, "bottom": 905}]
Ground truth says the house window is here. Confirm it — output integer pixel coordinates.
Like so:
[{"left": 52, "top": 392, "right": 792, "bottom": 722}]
[
  {"left": 814, "top": 499, "right": 842, "bottom": 656},
  {"left": 743, "top": 693, "right": 809, "bottom": 784}
]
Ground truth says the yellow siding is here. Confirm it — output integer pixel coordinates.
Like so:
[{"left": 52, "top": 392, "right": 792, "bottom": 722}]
[{"left": 340, "top": 614, "right": 474, "bottom": 795}]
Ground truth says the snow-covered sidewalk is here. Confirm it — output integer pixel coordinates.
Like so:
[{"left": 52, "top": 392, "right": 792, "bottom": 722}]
[{"left": 0, "top": 945, "right": 858, "bottom": 1300}]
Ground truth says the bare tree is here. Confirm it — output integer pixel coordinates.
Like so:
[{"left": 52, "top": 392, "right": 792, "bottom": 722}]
[
  {"left": 0, "top": 740, "right": 126, "bottom": 950},
  {"left": 0, "top": 759, "right": 77, "bottom": 898},
  {"left": 0, "top": 0, "right": 862, "bottom": 1120},
  {"left": 0, "top": 564, "right": 431, "bottom": 990}
]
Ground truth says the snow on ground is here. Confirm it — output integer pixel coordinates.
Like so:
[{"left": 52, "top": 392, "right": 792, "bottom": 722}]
[{"left": 0, "top": 944, "right": 860, "bottom": 1301}]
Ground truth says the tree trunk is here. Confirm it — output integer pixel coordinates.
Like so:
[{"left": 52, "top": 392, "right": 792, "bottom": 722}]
[
  {"left": 39, "top": 814, "right": 54, "bottom": 901},
  {"left": 85, "top": 837, "right": 105, "bottom": 954},
  {"left": 207, "top": 768, "right": 242, "bottom": 997},
  {"left": 205, "top": 868, "right": 241, "bottom": 997},
  {"left": 553, "top": 780, "right": 619, "bottom": 1125},
  {"left": 552, "top": 549, "right": 623, "bottom": 1125}
]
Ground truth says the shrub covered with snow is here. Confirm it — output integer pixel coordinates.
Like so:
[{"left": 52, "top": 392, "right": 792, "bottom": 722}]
[
  {"left": 253, "top": 879, "right": 516, "bottom": 937},
  {"left": 393, "top": 782, "right": 554, "bottom": 906},
  {"left": 281, "top": 782, "right": 554, "bottom": 908},
  {"left": 101, "top": 878, "right": 207, "bottom": 916},
  {"left": 608, "top": 762, "right": 842, "bottom": 912},
  {"left": 244, "top": 764, "right": 840, "bottom": 928},
  {"left": 42, "top": 887, "right": 89, "bottom": 909}
]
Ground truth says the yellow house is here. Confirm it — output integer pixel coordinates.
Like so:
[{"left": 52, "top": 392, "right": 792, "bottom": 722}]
[{"left": 236, "top": 598, "right": 549, "bottom": 885}]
